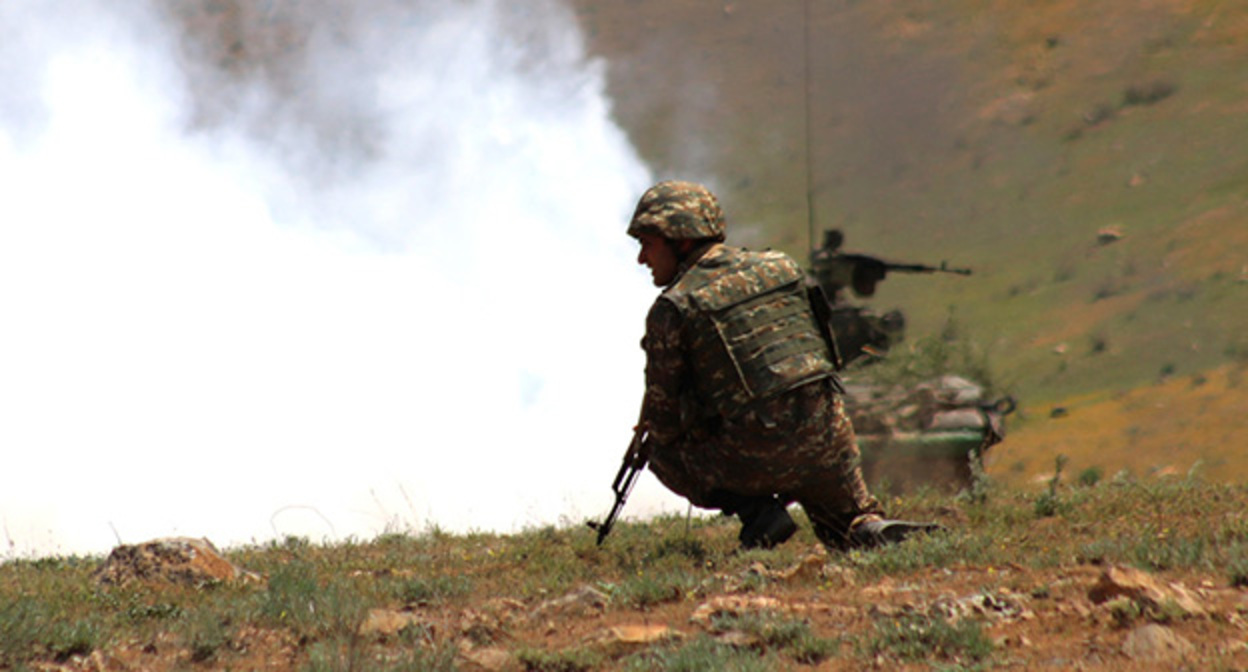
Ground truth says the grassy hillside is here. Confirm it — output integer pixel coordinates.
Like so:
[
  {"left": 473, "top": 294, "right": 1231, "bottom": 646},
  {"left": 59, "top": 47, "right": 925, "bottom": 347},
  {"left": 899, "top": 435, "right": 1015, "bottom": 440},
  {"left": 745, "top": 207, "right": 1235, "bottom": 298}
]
[
  {"left": 571, "top": 0, "right": 1248, "bottom": 485},
  {"left": 8, "top": 480, "right": 1248, "bottom": 670}
]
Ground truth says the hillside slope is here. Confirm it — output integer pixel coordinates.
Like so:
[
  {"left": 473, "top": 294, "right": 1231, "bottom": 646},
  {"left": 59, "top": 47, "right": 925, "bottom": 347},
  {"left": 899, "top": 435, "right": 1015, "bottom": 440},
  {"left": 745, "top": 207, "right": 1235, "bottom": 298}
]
[{"left": 571, "top": 0, "right": 1248, "bottom": 485}]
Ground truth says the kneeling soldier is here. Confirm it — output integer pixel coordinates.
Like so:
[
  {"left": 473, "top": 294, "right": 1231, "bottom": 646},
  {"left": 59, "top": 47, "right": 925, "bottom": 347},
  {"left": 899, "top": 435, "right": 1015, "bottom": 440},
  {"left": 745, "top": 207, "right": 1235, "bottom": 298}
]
[{"left": 629, "top": 180, "right": 938, "bottom": 550}]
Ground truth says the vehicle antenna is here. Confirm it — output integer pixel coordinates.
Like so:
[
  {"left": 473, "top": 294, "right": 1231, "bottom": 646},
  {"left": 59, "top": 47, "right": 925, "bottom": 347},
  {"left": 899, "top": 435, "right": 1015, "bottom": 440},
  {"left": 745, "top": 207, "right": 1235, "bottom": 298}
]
[{"left": 803, "top": 0, "right": 817, "bottom": 256}]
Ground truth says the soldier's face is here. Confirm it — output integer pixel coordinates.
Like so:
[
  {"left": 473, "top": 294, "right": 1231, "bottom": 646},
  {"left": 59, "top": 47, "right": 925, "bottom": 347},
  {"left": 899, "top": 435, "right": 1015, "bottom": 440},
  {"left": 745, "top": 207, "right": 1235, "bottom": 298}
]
[{"left": 637, "top": 233, "right": 678, "bottom": 287}]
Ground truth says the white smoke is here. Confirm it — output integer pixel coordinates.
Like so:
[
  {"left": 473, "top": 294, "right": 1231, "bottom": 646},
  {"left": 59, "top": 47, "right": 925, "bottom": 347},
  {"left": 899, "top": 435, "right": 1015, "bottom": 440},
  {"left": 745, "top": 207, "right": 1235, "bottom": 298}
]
[{"left": 0, "top": 0, "right": 687, "bottom": 558}]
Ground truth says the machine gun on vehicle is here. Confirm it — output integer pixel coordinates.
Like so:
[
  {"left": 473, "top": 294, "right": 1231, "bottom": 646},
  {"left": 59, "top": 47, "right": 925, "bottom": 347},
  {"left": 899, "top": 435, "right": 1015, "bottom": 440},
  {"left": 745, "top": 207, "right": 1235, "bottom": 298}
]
[
  {"left": 805, "top": 229, "right": 1013, "bottom": 493},
  {"left": 810, "top": 229, "right": 972, "bottom": 302},
  {"left": 808, "top": 229, "right": 973, "bottom": 365}
]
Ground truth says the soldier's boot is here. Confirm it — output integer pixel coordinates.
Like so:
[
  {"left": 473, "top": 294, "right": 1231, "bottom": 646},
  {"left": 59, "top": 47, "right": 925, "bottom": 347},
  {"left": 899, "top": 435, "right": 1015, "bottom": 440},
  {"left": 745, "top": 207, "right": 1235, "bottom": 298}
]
[
  {"left": 848, "top": 518, "right": 943, "bottom": 549},
  {"left": 735, "top": 497, "right": 798, "bottom": 550},
  {"left": 812, "top": 515, "right": 943, "bottom": 552}
]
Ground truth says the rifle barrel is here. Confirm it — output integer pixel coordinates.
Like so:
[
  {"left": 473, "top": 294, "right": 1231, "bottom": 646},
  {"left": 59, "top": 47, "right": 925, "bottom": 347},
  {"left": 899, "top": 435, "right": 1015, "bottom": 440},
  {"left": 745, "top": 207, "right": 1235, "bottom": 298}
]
[{"left": 884, "top": 262, "right": 972, "bottom": 276}]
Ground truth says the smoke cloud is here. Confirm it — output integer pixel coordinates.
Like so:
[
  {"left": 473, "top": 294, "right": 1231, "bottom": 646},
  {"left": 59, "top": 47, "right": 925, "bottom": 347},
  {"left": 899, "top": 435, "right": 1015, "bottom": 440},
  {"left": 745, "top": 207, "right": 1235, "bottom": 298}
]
[{"left": 0, "top": 0, "right": 685, "bottom": 558}]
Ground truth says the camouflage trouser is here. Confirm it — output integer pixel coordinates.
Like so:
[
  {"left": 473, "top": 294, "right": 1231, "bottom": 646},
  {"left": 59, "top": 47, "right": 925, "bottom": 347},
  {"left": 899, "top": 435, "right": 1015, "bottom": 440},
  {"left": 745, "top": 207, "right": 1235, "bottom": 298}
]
[{"left": 647, "top": 378, "right": 884, "bottom": 540}]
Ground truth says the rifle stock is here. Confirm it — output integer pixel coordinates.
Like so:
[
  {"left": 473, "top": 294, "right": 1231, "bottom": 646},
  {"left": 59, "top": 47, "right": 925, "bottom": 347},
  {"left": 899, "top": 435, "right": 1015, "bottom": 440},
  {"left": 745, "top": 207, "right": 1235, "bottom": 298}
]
[{"left": 588, "top": 424, "right": 647, "bottom": 546}]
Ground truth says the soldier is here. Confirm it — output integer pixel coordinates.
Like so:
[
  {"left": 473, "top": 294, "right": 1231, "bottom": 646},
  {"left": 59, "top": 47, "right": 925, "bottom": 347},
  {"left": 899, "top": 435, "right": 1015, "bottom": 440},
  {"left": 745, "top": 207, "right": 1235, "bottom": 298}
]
[{"left": 628, "top": 180, "right": 939, "bottom": 550}]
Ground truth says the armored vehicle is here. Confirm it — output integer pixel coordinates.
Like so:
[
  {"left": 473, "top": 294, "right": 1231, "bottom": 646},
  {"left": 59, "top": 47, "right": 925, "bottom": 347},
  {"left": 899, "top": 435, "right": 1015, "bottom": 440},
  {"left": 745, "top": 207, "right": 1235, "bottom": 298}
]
[{"left": 809, "top": 229, "right": 1014, "bottom": 491}]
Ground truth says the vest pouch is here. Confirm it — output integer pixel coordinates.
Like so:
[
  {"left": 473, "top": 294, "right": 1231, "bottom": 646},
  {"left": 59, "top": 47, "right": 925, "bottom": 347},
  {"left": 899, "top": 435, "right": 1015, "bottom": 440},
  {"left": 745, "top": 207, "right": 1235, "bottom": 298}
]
[{"left": 693, "top": 280, "right": 837, "bottom": 416}]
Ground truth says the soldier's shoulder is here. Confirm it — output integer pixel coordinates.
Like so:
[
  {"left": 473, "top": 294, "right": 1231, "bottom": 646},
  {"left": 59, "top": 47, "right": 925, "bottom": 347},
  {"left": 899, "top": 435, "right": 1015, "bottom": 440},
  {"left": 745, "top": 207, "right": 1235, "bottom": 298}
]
[{"left": 741, "top": 248, "right": 804, "bottom": 276}]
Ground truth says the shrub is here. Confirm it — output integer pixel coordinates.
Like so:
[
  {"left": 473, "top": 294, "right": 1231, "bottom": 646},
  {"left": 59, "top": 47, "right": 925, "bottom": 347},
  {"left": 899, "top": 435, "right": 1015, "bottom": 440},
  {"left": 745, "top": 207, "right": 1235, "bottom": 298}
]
[
  {"left": 516, "top": 646, "right": 604, "bottom": 672},
  {"left": 1123, "top": 80, "right": 1177, "bottom": 107},
  {"left": 859, "top": 613, "right": 993, "bottom": 663},
  {"left": 624, "top": 635, "right": 776, "bottom": 672},
  {"left": 710, "top": 612, "right": 840, "bottom": 664},
  {"left": 1078, "top": 466, "right": 1104, "bottom": 487}
]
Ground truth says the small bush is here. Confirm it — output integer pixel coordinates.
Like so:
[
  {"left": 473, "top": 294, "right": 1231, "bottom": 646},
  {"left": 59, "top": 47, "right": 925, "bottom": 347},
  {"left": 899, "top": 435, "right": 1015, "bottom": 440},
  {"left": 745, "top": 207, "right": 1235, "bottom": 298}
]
[
  {"left": 859, "top": 613, "right": 993, "bottom": 663},
  {"left": 516, "top": 646, "right": 604, "bottom": 672},
  {"left": 1083, "top": 102, "right": 1116, "bottom": 125},
  {"left": 849, "top": 529, "right": 994, "bottom": 577},
  {"left": 394, "top": 575, "right": 472, "bottom": 605},
  {"left": 857, "top": 309, "right": 998, "bottom": 396},
  {"left": 0, "top": 599, "right": 49, "bottom": 664},
  {"left": 1078, "top": 466, "right": 1104, "bottom": 487},
  {"left": 1108, "top": 596, "right": 1142, "bottom": 628},
  {"left": 260, "top": 561, "right": 321, "bottom": 627},
  {"left": 710, "top": 612, "right": 839, "bottom": 664},
  {"left": 611, "top": 570, "right": 695, "bottom": 609},
  {"left": 1123, "top": 80, "right": 1177, "bottom": 107},
  {"left": 647, "top": 537, "right": 710, "bottom": 565},
  {"left": 48, "top": 617, "right": 103, "bottom": 662},
  {"left": 1227, "top": 551, "right": 1248, "bottom": 588},
  {"left": 625, "top": 635, "right": 775, "bottom": 672},
  {"left": 260, "top": 562, "right": 368, "bottom": 638},
  {"left": 1034, "top": 455, "right": 1069, "bottom": 518}
]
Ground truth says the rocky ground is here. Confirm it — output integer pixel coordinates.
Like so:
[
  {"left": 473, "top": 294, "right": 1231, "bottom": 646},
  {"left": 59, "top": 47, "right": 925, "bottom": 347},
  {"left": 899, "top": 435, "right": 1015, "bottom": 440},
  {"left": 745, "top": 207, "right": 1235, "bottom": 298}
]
[{"left": 8, "top": 483, "right": 1248, "bottom": 671}]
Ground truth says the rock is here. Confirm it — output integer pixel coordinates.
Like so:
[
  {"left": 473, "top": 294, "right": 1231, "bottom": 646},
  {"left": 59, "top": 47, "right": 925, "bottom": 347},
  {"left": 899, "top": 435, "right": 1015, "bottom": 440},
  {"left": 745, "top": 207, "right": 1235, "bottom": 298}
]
[
  {"left": 94, "top": 537, "right": 258, "bottom": 587},
  {"left": 587, "top": 624, "right": 682, "bottom": 656},
  {"left": 458, "top": 646, "right": 516, "bottom": 672},
  {"left": 820, "top": 563, "right": 856, "bottom": 589},
  {"left": 1122, "top": 624, "right": 1194, "bottom": 661},
  {"left": 690, "top": 595, "right": 801, "bottom": 626},
  {"left": 993, "top": 634, "right": 1033, "bottom": 648},
  {"left": 714, "top": 630, "right": 759, "bottom": 648},
  {"left": 531, "top": 586, "right": 607, "bottom": 619},
  {"left": 606, "top": 624, "right": 680, "bottom": 645},
  {"left": 933, "top": 589, "right": 1033, "bottom": 624},
  {"left": 747, "top": 554, "right": 825, "bottom": 584},
  {"left": 460, "top": 601, "right": 525, "bottom": 645},
  {"left": 359, "top": 608, "right": 425, "bottom": 638},
  {"left": 1096, "top": 226, "right": 1125, "bottom": 246},
  {"left": 1088, "top": 565, "right": 1205, "bottom": 617}
]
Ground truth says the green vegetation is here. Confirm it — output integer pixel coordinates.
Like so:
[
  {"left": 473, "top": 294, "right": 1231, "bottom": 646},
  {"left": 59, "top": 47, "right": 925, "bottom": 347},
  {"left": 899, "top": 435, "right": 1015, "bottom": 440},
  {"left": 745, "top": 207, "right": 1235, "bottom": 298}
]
[
  {"left": 707, "top": 612, "right": 840, "bottom": 664},
  {"left": 7, "top": 478, "right": 1248, "bottom": 669},
  {"left": 850, "top": 309, "right": 1004, "bottom": 397},
  {"left": 859, "top": 612, "right": 994, "bottom": 664},
  {"left": 623, "top": 636, "right": 775, "bottom": 672}
]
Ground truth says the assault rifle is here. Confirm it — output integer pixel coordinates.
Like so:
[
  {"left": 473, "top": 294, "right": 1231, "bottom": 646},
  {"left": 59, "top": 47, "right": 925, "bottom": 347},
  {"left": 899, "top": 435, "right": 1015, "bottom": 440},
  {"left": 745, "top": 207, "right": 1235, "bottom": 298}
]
[{"left": 587, "top": 424, "right": 648, "bottom": 546}]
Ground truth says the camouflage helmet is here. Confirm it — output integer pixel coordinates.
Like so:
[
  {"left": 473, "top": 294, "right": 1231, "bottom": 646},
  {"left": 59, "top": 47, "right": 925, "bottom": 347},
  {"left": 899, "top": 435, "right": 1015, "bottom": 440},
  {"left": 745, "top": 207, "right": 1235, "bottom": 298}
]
[{"left": 627, "top": 180, "right": 726, "bottom": 242}]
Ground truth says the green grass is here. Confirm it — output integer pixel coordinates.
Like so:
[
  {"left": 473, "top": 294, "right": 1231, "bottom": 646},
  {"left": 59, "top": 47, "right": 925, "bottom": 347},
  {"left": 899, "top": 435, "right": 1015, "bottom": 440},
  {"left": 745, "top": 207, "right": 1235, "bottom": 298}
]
[
  {"left": 859, "top": 612, "right": 994, "bottom": 665},
  {"left": 8, "top": 478, "right": 1248, "bottom": 668},
  {"left": 707, "top": 612, "right": 841, "bottom": 665}
]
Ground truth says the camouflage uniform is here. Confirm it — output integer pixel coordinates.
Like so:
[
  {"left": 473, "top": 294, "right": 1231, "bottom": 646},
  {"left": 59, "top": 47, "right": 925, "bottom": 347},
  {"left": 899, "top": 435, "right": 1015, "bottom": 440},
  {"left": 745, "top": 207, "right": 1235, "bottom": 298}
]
[{"left": 639, "top": 239, "right": 885, "bottom": 545}]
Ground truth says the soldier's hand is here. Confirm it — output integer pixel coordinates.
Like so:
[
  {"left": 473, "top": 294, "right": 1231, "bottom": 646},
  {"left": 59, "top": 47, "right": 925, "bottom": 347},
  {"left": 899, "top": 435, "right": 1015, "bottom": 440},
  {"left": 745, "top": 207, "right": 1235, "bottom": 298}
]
[{"left": 629, "top": 422, "right": 652, "bottom": 465}]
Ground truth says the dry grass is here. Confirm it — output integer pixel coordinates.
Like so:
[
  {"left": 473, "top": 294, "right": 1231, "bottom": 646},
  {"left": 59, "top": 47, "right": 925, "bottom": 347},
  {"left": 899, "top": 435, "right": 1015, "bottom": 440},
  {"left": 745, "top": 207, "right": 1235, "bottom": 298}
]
[
  {"left": 991, "top": 362, "right": 1248, "bottom": 489},
  {"left": 8, "top": 477, "right": 1248, "bottom": 670}
]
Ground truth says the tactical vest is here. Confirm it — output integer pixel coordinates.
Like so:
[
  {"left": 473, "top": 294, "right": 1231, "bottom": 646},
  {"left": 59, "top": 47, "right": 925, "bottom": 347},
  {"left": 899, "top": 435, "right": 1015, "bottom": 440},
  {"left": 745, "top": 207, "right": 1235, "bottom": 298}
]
[{"left": 660, "top": 245, "right": 839, "bottom": 419}]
